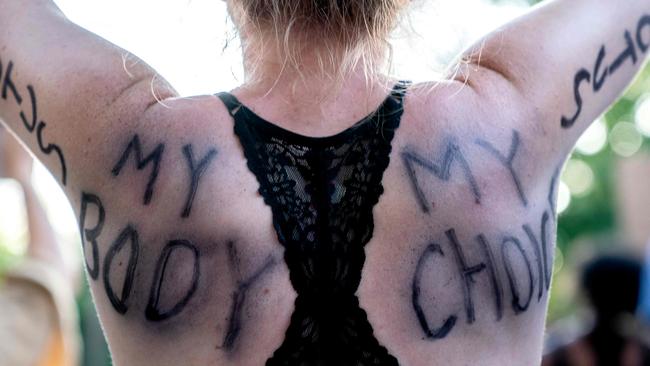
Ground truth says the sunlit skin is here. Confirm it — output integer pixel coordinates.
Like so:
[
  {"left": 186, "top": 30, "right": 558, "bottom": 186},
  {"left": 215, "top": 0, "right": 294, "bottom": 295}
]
[{"left": 1, "top": 0, "right": 650, "bottom": 365}]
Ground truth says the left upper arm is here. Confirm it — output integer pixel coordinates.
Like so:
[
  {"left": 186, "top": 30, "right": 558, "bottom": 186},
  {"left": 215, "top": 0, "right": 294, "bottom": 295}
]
[{"left": 0, "top": 1, "right": 177, "bottom": 190}]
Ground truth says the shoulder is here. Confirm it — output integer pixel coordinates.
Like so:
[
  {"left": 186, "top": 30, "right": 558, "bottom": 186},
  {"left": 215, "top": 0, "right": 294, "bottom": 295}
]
[
  {"left": 398, "top": 79, "right": 558, "bottom": 198},
  {"left": 402, "top": 79, "right": 547, "bottom": 144},
  {"left": 71, "top": 93, "right": 244, "bottom": 249},
  {"left": 98, "top": 92, "right": 243, "bottom": 211}
]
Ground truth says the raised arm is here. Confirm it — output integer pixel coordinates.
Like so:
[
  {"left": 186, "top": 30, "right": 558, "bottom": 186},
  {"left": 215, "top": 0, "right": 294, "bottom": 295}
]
[
  {"left": 0, "top": 0, "right": 177, "bottom": 191},
  {"left": 454, "top": 0, "right": 650, "bottom": 156},
  {"left": 1, "top": 130, "right": 65, "bottom": 273}
]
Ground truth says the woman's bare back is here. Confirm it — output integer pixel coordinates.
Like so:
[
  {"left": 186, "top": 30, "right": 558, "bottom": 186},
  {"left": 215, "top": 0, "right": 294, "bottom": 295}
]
[{"left": 68, "top": 80, "right": 554, "bottom": 365}]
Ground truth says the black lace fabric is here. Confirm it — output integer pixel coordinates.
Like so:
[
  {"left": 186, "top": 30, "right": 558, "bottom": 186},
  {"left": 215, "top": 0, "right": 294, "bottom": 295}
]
[{"left": 217, "top": 82, "right": 409, "bottom": 366}]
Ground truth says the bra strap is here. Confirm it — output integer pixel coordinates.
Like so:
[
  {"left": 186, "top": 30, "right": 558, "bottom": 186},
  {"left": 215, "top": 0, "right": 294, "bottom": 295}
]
[
  {"left": 375, "top": 80, "right": 410, "bottom": 121},
  {"left": 390, "top": 80, "right": 411, "bottom": 104},
  {"left": 217, "top": 81, "right": 411, "bottom": 119},
  {"left": 216, "top": 92, "right": 243, "bottom": 117}
]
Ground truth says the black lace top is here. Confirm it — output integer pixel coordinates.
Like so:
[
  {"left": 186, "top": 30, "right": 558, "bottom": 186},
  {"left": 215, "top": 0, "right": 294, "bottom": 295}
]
[{"left": 217, "top": 82, "right": 409, "bottom": 366}]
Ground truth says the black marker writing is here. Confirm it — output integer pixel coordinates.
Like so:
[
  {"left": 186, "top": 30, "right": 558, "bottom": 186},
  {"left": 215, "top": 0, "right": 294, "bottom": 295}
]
[
  {"left": 402, "top": 143, "right": 481, "bottom": 213},
  {"left": 593, "top": 46, "right": 608, "bottom": 92},
  {"left": 501, "top": 236, "right": 534, "bottom": 314},
  {"left": 103, "top": 225, "right": 140, "bottom": 315},
  {"left": 562, "top": 15, "right": 650, "bottom": 129},
  {"left": 523, "top": 211, "right": 552, "bottom": 293},
  {"left": 1, "top": 61, "right": 22, "bottom": 104},
  {"left": 0, "top": 59, "right": 67, "bottom": 185},
  {"left": 412, "top": 243, "right": 458, "bottom": 340},
  {"left": 446, "top": 229, "right": 486, "bottom": 324},
  {"left": 476, "top": 235, "right": 504, "bottom": 321},
  {"left": 79, "top": 192, "right": 105, "bottom": 280},
  {"left": 36, "top": 121, "right": 67, "bottom": 185},
  {"left": 561, "top": 69, "right": 591, "bottom": 129},
  {"left": 637, "top": 15, "right": 650, "bottom": 53},
  {"left": 476, "top": 130, "right": 527, "bottom": 206},
  {"left": 146, "top": 240, "right": 201, "bottom": 322},
  {"left": 548, "top": 166, "right": 561, "bottom": 217},
  {"left": 112, "top": 135, "right": 165, "bottom": 205},
  {"left": 411, "top": 210, "right": 555, "bottom": 339},
  {"left": 222, "top": 243, "right": 276, "bottom": 351},
  {"left": 19, "top": 85, "right": 38, "bottom": 132},
  {"left": 181, "top": 145, "right": 218, "bottom": 218},
  {"left": 609, "top": 31, "right": 638, "bottom": 74}
]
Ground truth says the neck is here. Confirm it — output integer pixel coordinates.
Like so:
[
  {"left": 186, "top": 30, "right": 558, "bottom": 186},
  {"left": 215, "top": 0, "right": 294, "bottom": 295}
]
[
  {"left": 231, "top": 56, "right": 394, "bottom": 135},
  {"left": 242, "top": 68, "right": 378, "bottom": 100},
  {"left": 239, "top": 38, "right": 386, "bottom": 99}
]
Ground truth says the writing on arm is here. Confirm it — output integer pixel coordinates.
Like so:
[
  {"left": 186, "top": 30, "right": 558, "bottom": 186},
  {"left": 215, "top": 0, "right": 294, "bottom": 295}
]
[
  {"left": 0, "top": 58, "right": 67, "bottom": 184},
  {"left": 562, "top": 15, "right": 650, "bottom": 128}
]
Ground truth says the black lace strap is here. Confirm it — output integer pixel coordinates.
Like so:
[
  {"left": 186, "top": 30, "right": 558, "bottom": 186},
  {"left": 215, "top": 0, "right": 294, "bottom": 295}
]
[
  {"left": 390, "top": 80, "right": 411, "bottom": 104},
  {"left": 216, "top": 92, "right": 243, "bottom": 117},
  {"left": 216, "top": 81, "right": 411, "bottom": 119},
  {"left": 222, "top": 81, "right": 408, "bottom": 366}
]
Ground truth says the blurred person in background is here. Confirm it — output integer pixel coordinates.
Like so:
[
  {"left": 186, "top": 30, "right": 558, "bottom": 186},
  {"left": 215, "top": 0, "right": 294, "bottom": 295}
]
[
  {"left": 543, "top": 254, "right": 650, "bottom": 366},
  {"left": 636, "top": 242, "right": 650, "bottom": 326},
  {"left": 0, "top": 128, "right": 79, "bottom": 366},
  {"left": 1, "top": 0, "right": 650, "bottom": 365}
]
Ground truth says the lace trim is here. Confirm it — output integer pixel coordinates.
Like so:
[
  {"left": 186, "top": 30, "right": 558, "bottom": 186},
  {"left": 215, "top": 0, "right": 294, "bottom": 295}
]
[{"left": 218, "top": 82, "right": 409, "bottom": 365}]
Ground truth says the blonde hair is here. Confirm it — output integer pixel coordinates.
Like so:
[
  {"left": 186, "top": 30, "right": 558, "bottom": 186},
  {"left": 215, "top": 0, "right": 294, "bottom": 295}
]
[{"left": 227, "top": 0, "right": 409, "bottom": 84}]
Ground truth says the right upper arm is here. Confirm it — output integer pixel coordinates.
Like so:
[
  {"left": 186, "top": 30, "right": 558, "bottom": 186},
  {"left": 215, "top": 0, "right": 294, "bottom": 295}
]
[{"left": 447, "top": 0, "right": 650, "bottom": 160}]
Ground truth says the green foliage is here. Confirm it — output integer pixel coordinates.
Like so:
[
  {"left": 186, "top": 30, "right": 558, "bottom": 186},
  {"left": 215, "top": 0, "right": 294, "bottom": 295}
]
[
  {"left": 551, "top": 65, "right": 650, "bottom": 322},
  {"left": 558, "top": 64, "right": 650, "bottom": 247},
  {"left": 0, "top": 247, "right": 18, "bottom": 274},
  {"left": 0, "top": 233, "right": 20, "bottom": 275}
]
